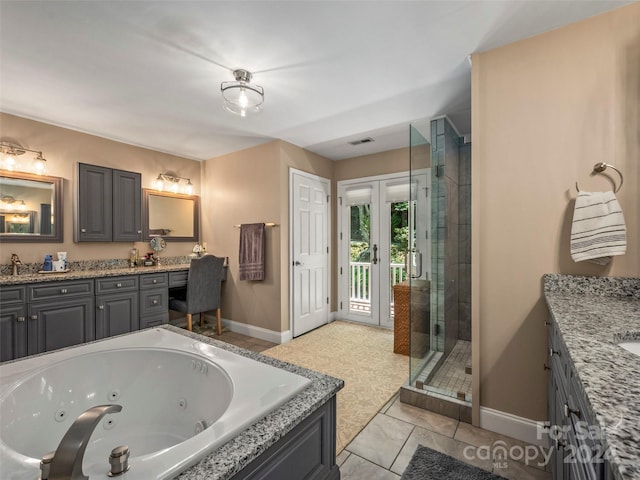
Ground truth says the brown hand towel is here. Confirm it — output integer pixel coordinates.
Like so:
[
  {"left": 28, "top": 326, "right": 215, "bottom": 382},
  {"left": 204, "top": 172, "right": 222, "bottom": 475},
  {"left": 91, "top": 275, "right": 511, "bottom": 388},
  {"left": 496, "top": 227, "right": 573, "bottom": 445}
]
[{"left": 239, "top": 223, "right": 265, "bottom": 281}]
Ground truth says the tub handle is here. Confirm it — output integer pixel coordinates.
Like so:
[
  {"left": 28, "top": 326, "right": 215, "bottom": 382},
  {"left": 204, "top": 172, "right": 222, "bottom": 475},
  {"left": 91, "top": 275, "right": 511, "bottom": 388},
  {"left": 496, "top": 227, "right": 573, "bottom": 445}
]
[{"left": 108, "top": 445, "right": 130, "bottom": 477}]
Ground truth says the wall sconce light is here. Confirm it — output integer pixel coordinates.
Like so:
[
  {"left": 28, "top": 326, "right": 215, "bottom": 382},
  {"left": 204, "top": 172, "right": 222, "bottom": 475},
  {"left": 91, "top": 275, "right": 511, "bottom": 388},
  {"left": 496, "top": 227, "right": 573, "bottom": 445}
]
[
  {"left": 153, "top": 172, "right": 194, "bottom": 195},
  {"left": 0, "top": 195, "right": 27, "bottom": 211},
  {"left": 0, "top": 142, "right": 48, "bottom": 174}
]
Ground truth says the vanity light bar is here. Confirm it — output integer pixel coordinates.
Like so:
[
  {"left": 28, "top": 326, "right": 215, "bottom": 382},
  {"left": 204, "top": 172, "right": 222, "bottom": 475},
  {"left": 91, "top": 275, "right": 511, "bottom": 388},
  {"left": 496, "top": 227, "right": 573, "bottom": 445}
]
[
  {"left": 153, "top": 172, "right": 194, "bottom": 195},
  {"left": 0, "top": 142, "right": 48, "bottom": 174}
]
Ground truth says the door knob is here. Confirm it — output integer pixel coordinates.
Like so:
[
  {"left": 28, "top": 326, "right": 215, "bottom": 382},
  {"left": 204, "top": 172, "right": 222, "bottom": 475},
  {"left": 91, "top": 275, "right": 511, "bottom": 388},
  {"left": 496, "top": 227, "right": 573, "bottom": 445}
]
[{"left": 294, "top": 260, "right": 302, "bottom": 266}]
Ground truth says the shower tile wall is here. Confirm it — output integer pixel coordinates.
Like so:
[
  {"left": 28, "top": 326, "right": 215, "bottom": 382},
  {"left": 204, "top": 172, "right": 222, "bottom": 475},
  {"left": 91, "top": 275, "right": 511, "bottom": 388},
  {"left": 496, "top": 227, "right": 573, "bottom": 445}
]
[
  {"left": 458, "top": 143, "right": 472, "bottom": 341},
  {"left": 430, "top": 117, "right": 460, "bottom": 355}
]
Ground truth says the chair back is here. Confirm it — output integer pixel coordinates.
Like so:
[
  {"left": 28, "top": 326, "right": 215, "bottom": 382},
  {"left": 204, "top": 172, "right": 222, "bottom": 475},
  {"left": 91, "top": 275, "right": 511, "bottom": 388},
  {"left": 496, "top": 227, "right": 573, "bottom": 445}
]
[{"left": 186, "top": 255, "right": 225, "bottom": 313}]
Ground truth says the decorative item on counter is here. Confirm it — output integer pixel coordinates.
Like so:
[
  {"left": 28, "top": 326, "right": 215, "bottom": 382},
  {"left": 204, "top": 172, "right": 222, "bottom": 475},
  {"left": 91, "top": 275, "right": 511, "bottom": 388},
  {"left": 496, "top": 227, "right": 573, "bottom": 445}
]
[
  {"left": 192, "top": 242, "right": 202, "bottom": 257},
  {"left": 10, "top": 253, "right": 22, "bottom": 276},
  {"left": 142, "top": 252, "right": 157, "bottom": 266},
  {"left": 42, "top": 254, "right": 53, "bottom": 272},
  {"left": 56, "top": 252, "right": 67, "bottom": 270},
  {"left": 129, "top": 248, "right": 138, "bottom": 267}
]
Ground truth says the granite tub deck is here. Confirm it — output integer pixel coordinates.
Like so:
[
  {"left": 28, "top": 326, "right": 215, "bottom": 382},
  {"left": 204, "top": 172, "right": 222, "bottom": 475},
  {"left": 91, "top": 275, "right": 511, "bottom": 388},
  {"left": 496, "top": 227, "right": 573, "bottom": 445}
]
[
  {"left": 543, "top": 274, "right": 640, "bottom": 480},
  {"left": 167, "top": 325, "right": 344, "bottom": 479}
]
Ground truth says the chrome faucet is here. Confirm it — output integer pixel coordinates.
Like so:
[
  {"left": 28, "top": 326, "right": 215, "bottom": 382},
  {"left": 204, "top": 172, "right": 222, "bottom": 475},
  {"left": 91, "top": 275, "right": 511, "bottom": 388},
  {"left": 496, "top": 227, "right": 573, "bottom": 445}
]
[
  {"left": 10, "top": 253, "right": 22, "bottom": 276},
  {"left": 47, "top": 404, "right": 122, "bottom": 480}
]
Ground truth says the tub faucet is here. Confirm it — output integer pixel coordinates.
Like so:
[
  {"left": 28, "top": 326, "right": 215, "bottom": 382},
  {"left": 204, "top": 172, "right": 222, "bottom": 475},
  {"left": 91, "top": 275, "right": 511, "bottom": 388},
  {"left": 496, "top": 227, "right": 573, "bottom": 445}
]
[{"left": 47, "top": 404, "right": 122, "bottom": 480}]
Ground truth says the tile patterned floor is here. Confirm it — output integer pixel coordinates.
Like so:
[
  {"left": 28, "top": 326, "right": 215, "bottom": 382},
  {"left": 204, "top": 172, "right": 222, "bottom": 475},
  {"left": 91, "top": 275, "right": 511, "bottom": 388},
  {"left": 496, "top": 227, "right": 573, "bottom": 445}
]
[
  {"left": 339, "top": 393, "right": 552, "bottom": 480},
  {"left": 208, "top": 327, "right": 551, "bottom": 480}
]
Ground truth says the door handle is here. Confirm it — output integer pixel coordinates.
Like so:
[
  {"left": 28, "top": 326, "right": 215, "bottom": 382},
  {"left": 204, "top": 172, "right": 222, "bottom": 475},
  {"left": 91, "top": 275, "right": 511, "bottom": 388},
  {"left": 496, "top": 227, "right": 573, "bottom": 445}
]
[
  {"left": 372, "top": 244, "right": 378, "bottom": 265},
  {"left": 294, "top": 260, "right": 302, "bottom": 266}
]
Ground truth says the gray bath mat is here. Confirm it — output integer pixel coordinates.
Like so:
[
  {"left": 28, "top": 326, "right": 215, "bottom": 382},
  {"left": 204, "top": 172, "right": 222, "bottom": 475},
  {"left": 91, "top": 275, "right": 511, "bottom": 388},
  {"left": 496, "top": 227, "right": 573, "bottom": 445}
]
[{"left": 401, "top": 445, "right": 507, "bottom": 480}]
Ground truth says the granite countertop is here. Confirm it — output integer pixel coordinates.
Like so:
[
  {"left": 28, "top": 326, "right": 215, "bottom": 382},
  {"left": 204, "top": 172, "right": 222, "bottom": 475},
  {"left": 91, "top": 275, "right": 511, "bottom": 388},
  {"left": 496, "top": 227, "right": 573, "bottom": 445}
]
[
  {"left": 0, "top": 263, "right": 193, "bottom": 285},
  {"left": 543, "top": 274, "right": 640, "bottom": 480},
  {"left": 163, "top": 325, "right": 344, "bottom": 479}
]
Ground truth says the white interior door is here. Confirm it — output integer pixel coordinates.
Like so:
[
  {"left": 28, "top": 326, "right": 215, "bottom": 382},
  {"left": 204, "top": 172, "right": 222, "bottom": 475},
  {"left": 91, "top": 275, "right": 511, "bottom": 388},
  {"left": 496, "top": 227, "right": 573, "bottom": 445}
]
[
  {"left": 290, "top": 169, "right": 330, "bottom": 338},
  {"left": 338, "top": 172, "right": 429, "bottom": 328}
]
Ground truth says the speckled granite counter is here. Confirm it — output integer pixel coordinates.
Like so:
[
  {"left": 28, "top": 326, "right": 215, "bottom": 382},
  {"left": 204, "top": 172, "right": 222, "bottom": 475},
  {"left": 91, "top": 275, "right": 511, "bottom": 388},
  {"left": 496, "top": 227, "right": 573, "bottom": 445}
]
[
  {"left": 543, "top": 274, "right": 640, "bottom": 480},
  {"left": 0, "top": 263, "right": 192, "bottom": 285}
]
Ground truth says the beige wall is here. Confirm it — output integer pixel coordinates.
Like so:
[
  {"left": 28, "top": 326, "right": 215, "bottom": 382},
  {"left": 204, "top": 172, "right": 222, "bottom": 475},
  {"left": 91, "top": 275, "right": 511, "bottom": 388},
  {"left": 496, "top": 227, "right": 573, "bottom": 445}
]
[
  {"left": 0, "top": 113, "right": 201, "bottom": 262},
  {"left": 472, "top": 3, "right": 640, "bottom": 423}
]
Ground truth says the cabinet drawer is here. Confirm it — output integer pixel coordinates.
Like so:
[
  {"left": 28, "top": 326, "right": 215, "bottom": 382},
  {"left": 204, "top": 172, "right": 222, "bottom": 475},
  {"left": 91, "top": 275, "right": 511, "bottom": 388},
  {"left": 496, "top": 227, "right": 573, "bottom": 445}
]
[
  {"left": 0, "top": 285, "right": 26, "bottom": 305},
  {"left": 140, "top": 314, "right": 169, "bottom": 329},
  {"left": 169, "top": 270, "right": 189, "bottom": 287},
  {"left": 28, "top": 280, "right": 94, "bottom": 302},
  {"left": 140, "top": 273, "right": 168, "bottom": 290},
  {"left": 95, "top": 276, "right": 138, "bottom": 294},
  {"left": 140, "top": 288, "right": 168, "bottom": 317}
]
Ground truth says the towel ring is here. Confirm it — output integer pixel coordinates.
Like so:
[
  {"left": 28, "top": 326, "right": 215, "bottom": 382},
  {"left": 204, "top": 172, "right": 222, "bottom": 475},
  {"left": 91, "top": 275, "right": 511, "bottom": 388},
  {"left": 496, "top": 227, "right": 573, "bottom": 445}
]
[{"left": 575, "top": 162, "right": 623, "bottom": 193}]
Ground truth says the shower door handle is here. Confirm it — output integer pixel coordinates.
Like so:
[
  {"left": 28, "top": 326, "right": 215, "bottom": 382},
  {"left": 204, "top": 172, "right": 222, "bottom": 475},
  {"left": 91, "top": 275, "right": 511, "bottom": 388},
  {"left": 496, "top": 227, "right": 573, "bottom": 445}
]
[{"left": 372, "top": 244, "right": 378, "bottom": 265}]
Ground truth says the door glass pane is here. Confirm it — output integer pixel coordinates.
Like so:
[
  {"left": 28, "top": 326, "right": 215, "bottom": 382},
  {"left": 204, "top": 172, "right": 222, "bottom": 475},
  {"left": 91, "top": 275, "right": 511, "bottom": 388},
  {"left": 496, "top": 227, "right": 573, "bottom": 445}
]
[
  {"left": 349, "top": 204, "right": 371, "bottom": 315},
  {"left": 388, "top": 200, "right": 409, "bottom": 319}
]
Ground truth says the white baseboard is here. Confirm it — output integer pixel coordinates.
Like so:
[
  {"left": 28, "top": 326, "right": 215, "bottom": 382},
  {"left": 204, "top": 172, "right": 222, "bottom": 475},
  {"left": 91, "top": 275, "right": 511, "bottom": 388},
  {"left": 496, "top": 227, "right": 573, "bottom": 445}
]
[
  {"left": 221, "top": 318, "right": 292, "bottom": 345},
  {"left": 479, "top": 407, "right": 549, "bottom": 447}
]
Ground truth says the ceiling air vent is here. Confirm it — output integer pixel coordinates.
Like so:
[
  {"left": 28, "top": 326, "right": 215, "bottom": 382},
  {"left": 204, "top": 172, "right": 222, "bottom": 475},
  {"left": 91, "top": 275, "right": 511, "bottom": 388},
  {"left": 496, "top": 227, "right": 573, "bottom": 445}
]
[{"left": 348, "top": 137, "right": 374, "bottom": 146}]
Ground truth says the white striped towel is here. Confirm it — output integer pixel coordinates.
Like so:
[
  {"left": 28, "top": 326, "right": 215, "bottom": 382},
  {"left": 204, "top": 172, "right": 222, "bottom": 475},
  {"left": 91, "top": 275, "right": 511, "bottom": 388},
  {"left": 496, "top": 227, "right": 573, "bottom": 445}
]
[{"left": 570, "top": 191, "right": 626, "bottom": 265}]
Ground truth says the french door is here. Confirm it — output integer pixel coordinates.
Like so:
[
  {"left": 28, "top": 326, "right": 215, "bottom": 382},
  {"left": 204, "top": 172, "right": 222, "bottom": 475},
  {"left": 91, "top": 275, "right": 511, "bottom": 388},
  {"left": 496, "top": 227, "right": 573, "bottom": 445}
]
[{"left": 338, "top": 172, "right": 429, "bottom": 328}]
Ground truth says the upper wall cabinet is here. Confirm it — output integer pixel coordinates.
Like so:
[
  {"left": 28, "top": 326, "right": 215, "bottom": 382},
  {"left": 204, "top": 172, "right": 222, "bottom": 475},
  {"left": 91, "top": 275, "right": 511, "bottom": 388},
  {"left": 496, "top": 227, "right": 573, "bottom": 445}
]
[{"left": 75, "top": 163, "right": 141, "bottom": 242}]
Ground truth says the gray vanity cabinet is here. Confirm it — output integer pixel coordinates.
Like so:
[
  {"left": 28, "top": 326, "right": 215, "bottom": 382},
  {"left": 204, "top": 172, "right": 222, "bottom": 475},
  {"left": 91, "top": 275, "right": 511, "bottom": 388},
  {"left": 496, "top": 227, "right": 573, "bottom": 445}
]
[
  {"left": 0, "top": 285, "right": 27, "bottom": 362},
  {"left": 139, "top": 272, "right": 169, "bottom": 328},
  {"left": 76, "top": 163, "right": 142, "bottom": 242},
  {"left": 546, "top": 317, "right": 614, "bottom": 480},
  {"left": 27, "top": 280, "right": 95, "bottom": 355},
  {"left": 95, "top": 276, "right": 139, "bottom": 338}
]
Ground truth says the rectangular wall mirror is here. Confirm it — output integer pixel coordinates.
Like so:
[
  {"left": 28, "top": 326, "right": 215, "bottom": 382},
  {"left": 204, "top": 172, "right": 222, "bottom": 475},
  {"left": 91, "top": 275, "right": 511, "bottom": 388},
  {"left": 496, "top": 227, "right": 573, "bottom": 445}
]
[
  {"left": 143, "top": 188, "right": 199, "bottom": 242},
  {"left": 0, "top": 170, "right": 63, "bottom": 242}
]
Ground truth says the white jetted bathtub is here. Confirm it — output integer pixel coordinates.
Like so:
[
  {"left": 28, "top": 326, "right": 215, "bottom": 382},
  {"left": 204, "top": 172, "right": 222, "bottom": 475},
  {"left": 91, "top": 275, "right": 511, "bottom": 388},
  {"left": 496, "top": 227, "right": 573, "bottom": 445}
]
[{"left": 0, "top": 328, "right": 311, "bottom": 479}]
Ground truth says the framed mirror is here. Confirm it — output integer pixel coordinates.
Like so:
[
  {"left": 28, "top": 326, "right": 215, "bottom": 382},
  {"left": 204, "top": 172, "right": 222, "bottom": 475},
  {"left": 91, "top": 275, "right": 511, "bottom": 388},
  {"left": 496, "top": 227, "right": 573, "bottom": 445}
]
[
  {"left": 143, "top": 188, "right": 199, "bottom": 242},
  {"left": 0, "top": 170, "right": 63, "bottom": 242}
]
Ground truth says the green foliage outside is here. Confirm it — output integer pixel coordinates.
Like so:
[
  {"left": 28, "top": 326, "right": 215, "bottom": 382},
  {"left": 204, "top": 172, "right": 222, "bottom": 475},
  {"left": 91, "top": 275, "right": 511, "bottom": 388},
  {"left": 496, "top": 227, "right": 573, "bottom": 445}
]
[{"left": 349, "top": 201, "right": 410, "bottom": 266}]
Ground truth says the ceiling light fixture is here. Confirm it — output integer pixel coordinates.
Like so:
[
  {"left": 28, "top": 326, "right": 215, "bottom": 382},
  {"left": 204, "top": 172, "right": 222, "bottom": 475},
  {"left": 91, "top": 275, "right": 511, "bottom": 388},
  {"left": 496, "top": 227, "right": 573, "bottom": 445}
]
[
  {"left": 220, "top": 69, "right": 264, "bottom": 117},
  {"left": 153, "top": 172, "right": 194, "bottom": 195},
  {"left": 0, "top": 141, "right": 48, "bottom": 174}
]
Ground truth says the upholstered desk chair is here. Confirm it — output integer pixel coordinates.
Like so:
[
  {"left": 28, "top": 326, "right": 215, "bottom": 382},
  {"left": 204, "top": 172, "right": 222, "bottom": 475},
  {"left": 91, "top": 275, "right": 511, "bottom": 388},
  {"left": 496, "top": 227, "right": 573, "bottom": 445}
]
[{"left": 169, "top": 255, "right": 225, "bottom": 334}]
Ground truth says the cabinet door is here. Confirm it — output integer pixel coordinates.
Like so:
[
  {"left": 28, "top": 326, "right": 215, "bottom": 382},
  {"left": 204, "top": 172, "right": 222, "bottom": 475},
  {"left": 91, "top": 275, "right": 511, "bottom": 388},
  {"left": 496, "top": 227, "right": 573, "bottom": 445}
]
[
  {"left": 28, "top": 297, "right": 95, "bottom": 354},
  {"left": 77, "top": 163, "right": 113, "bottom": 241},
  {"left": 0, "top": 304, "right": 27, "bottom": 361},
  {"left": 96, "top": 292, "right": 139, "bottom": 339},
  {"left": 113, "top": 169, "right": 142, "bottom": 241}
]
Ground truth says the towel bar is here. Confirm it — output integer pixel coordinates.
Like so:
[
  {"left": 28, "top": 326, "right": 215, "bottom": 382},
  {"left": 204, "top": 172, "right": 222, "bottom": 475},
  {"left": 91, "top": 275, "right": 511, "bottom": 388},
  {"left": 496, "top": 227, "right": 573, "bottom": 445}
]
[
  {"left": 233, "top": 223, "right": 278, "bottom": 228},
  {"left": 575, "top": 162, "right": 623, "bottom": 193}
]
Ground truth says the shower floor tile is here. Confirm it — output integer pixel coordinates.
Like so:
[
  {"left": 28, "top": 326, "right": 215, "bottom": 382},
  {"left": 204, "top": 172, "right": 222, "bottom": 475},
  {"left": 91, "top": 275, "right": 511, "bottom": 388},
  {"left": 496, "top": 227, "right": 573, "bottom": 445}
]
[{"left": 427, "top": 340, "right": 472, "bottom": 400}]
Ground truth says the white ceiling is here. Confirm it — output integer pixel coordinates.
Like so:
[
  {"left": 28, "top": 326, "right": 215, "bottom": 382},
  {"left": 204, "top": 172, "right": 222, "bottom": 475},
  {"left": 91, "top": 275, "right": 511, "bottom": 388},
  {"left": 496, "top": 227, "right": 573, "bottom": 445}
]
[{"left": 0, "top": 1, "right": 633, "bottom": 161}]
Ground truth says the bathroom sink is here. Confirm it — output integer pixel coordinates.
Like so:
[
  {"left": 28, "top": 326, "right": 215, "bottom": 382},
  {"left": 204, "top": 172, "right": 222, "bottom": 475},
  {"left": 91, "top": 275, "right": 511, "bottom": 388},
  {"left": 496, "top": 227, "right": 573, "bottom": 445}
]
[{"left": 618, "top": 341, "right": 640, "bottom": 357}]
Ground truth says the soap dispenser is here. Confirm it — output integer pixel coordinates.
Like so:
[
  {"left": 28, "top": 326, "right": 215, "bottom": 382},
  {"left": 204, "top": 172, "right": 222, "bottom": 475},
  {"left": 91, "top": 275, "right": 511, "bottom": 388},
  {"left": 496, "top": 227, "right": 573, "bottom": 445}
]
[{"left": 42, "top": 254, "right": 53, "bottom": 272}]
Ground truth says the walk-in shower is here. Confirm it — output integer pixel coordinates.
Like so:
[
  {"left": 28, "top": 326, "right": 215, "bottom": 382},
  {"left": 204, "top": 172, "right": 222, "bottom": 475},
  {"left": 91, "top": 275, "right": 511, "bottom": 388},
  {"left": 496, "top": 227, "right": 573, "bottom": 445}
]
[{"left": 401, "top": 118, "right": 472, "bottom": 421}]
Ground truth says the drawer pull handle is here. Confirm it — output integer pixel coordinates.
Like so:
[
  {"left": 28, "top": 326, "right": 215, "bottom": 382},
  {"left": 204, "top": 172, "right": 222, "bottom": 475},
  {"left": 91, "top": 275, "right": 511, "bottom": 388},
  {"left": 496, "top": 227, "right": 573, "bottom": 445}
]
[
  {"left": 152, "top": 279, "right": 157, "bottom": 284},
  {"left": 60, "top": 288, "right": 68, "bottom": 294},
  {"left": 31, "top": 315, "right": 38, "bottom": 320},
  {"left": 81, "top": 228, "right": 87, "bottom": 233},
  {"left": 17, "top": 316, "right": 25, "bottom": 322},
  {"left": 116, "top": 283, "right": 122, "bottom": 288},
  {"left": 98, "top": 305, "right": 104, "bottom": 310},
  {"left": 152, "top": 300, "right": 158, "bottom": 305},
  {"left": 563, "top": 403, "right": 581, "bottom": 418}
]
